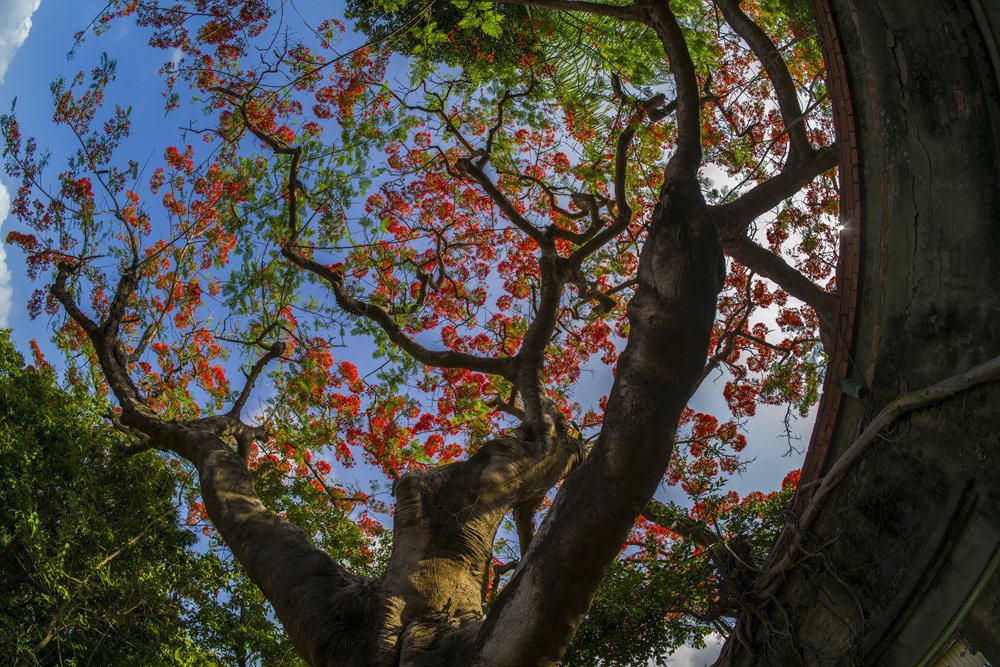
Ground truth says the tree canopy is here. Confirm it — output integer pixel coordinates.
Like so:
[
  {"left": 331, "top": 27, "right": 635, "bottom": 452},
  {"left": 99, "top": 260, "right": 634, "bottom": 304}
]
[{"left": 1, "top": 0, "right": 841, "bottom": 663}]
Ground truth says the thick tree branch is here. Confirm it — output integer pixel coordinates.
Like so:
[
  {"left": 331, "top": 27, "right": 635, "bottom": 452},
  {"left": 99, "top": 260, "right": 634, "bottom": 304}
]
[
  {"left": 708, "top": 145, "right": 838, "bottom": 331},
  {"left": 715, "top": 144, "right": 837, "bottom": 226},
  {"left": 455, "top": 157, "right": 552, "bottom": 251},
  {"left": 642, "top": 0, "right": 703, "bottom": 176},
  {"left": 381, "top": 426, "right": 588, "bottom": 663},
  {"left": 103, "top": 261, "right": 139, "bottom": 341},
  {"left": 512, "top": 254, "right": 569, "bottom": 439},
  {"left": 282, "top": 246, "right": 515, "bottom": 379},
  {"left": 154, "top": 425, "right": 368, "bottom": 665},
  {"left": 498, "top": 0, "right": 640, "bottom": 21},
  {"left": 475, "top": 174, "right": 725, "bottom": 664},
  {"left": 718, "top": 232, "right": 836, "bottom": 327},
  {"left": 713, "top": 0, "right": 811, "bottom": 161}
]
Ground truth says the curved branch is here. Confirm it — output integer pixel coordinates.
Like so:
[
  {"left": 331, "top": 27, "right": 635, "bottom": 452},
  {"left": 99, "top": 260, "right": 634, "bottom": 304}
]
[
  {"left": 760, "top": 353, "right": 1000, "bottom": 599},
  {"left": 103, "top": 261, "right": 139, "bottom": 340},
  {"left": 282, "top": 246, "right": 515, "bottom": 378},
  {"left": 155, "top": 425, "right": 367, "bottom": 665},
  {"left": 799, "top": 353, "right": 1000, "bottom": 533},
  {"left": 570, "top": 125, "right": 636, "bottom": 264},
  {"left": 715, "top": 144, "right": 837, "bottom": 226},
  {"left": 455, "top": 157, "right": 551, "bottom": 251},
  {"left": 713, "top": 0, "right": 811, "bottom": 161}
]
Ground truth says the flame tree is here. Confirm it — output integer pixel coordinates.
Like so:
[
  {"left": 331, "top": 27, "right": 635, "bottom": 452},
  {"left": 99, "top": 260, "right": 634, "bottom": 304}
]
[{"left": 3, "top": 0, "right": 839, "bottom": 663}]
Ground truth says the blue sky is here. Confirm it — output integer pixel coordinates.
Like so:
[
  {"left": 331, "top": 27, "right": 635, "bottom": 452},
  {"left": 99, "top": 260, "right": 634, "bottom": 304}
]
[
  {"left": 0, "top": 0, "right": 165, "bottom": 349},
  {"left": 0, "top": 0, "right": 42, "bottom": 333}
]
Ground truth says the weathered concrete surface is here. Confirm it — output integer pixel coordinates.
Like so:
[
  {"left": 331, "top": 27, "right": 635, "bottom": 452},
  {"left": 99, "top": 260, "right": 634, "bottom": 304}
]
[{"left": 720, "top": 1, "right": 1000, "bottom": 664}]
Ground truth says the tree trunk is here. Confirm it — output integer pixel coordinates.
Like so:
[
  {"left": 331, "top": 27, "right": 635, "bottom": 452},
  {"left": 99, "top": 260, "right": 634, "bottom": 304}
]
[{"left": 719, "top": 1, "right": 1000, "bottom": 663}]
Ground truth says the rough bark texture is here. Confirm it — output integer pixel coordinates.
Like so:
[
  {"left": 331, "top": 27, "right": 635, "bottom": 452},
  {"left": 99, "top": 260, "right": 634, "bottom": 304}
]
[
  {"left": 719, "top": 1, "right": 1000, "bottom": 663},
  {"left": 374, "top": 425, "right": 587, "bottom": 664}
]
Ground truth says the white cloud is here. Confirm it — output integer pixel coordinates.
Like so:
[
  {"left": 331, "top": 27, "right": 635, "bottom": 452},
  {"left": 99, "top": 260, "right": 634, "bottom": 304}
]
[
  {"left": 648, "top": 634, "right": 724, "bottom": 667},
  {"left": 0, "top": 0, "right": 42, "bottom": 85},
  {"left": 0, "top": 184, "right": 13, "bottom": 327},
  {"left": 665, "top": 641, "right": 723, "bottom": 666},
  {"left": 0, "top": 0, "right": 39, "bottom": 327}
]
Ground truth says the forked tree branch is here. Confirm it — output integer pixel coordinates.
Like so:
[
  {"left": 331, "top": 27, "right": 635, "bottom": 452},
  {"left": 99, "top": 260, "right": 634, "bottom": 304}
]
[
  {"left": 281, "top": 244, "right": 516, "bottom": 378},
  {"left": 710, "top": 144, "right": 838, "bottom": 330},
  {"left": 229, "top": 340, "right": 287, "bottom": 419},
  {"left": 52, "top": 262, "right": 157, "bottom": 427},
  {"left": 51, "top": 260, "right": 361, "bottom": 664},
  {"left": 714, "top": 144, "right": 837, "bottom": 227},
  {"left": 456, "top": 156, "right": 552, "bottom": 251}
]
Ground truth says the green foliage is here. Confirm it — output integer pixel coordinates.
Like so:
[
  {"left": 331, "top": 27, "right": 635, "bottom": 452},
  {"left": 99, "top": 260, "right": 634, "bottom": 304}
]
[
  {"left": 346, "top": 0, "right": 534, "bottom": 76},
  {"left": 565, "top": 479, "right": 799, "bottom": 665},
  {"left": 565, "top": 556, "right": 712, "bottom": 666},
  {"left": 181, "top": 555, "right": 306, "bottom": 666},
  {"left": 0, "top": 332, "right": 211, "bottom": 665}
]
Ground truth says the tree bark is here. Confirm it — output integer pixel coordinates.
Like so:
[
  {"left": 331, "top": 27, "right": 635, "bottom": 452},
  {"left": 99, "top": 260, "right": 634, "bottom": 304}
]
[{"left": 469, "top": 174, "right": 725, "bottom": 666}]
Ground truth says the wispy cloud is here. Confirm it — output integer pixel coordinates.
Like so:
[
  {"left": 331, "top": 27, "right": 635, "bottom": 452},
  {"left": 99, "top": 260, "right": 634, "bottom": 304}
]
[
  {"left": 0, "top": 185, "right": 14, "bottom": 328},
  {"left": 0, "top": 0, "right": 39, "bottom": 328},
  {"left": 666, "top": 640, "right": 722, "bottom": 666},
  {"left": 0, "top": 0, "right": 42, "bottom": 85}
]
